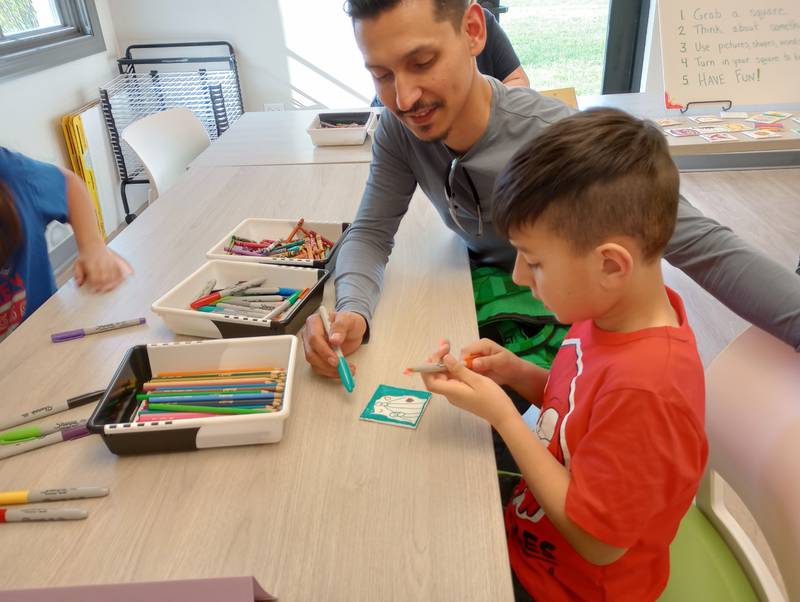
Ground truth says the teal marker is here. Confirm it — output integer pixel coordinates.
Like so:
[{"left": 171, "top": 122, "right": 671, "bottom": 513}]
[{"left": 317, "top": 305, "right": 355, "bottom": 393}]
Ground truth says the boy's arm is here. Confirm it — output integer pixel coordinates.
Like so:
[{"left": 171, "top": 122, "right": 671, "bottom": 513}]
[
  {"left": 423, "top": 355, "right": 623, "bottom": 564},
  {"left": 667, "top": 195, "right": 800, "bottom": 350},
  {"left": 64, "top": 169, "right": 103, "bottom": 253},
  {"left": 63, "top": 169, "right": 131, "bottom": 292},
  {"left": 505, "top": 360, "right": 548, "bottom": 407},
  {"left": 496, "top": 414, "right": 628, "bottom": 566}
]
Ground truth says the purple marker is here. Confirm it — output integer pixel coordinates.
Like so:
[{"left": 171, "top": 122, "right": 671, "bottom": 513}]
[
  {"left": 0, "top": 425, "right": 91, "bottom": 460},
  {"left": 51, "top": 317, "right": 146, "bottom": 343}
]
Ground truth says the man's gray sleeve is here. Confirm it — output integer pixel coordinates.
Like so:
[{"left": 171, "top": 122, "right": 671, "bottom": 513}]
[
  {"left": 666, "top": 195, "right": 800, "bottom": 350},
  {"left": 333, "top": 117, "right": 418, "bottom": 327}
]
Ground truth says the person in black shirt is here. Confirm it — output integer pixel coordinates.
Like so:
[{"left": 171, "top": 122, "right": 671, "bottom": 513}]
[{"left": 371, "top": 6, "right": 528, "bottom": 106}]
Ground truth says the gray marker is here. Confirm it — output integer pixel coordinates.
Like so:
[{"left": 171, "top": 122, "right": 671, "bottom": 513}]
[
  {"left": 198, "top": 279, "right": 216, "bottom": 298},
  {"left": 220, "top": 298, "right": 278, "bottom": 309},
  {"left": 0, "top": 425, "right": 90, "bottom": 460},
  {"left": 0, "top": 390, "right": 104, "bottom": 432},
  {"left": 228, "top": 295, "right": 284, "bottom": 302},
  {"left": 221, "top": 278, "right": 267, "bottom": 295},
  {"left": 216, "top": 303, "right": 273, "bottom": 316},
  {"left": 239, "top": 287, "right": 280, "bottom": 295},
  {"left": 2, "top": 487, "right": 109, "bottom": 505},
  {"left": 217, "top": 308, "right": 270, "bottom": 319},
  {"left": 1, "top": 508, "right": 88, "bottom": 523}
]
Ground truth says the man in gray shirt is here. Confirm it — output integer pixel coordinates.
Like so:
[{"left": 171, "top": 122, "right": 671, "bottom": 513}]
[{"left": 303, "top": 0, "right": 800, "bottom": 377}]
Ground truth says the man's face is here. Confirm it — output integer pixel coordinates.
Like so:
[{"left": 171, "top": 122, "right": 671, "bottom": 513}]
[{"left": 354, "top": 0, "right": 480, "bottom": 143}]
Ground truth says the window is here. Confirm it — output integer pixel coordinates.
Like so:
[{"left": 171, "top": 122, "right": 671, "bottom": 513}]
[
  {"left": 0, "top": 0, "right": 105, "bottom": 81},
  {"left": 500, "top": 0, "right": 651, "bottom": 95}
]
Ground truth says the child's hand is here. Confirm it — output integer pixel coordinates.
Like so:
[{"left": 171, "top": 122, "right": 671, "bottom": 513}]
[
  {"left": 420, "top": 340, "right": 519, "bottom": 428},
  {"left": 74, "top": 246, "right": 132, "bottom": 293},
  {"left": 461, "top": 338, "right": 524, "bottom": 387}
]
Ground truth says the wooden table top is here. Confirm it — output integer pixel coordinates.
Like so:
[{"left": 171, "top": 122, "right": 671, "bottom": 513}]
[
  {"left": 0, "top": 163, "right": 513, "bottom": 600},
  {"left": 189, "top": 110, "right": 376, "bottom": 168}
]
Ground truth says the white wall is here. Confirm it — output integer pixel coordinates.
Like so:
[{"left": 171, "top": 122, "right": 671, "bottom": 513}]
[
  {"left": 278, "top": 0, "right": 373, "bottom": 108},
  {"left": 0, "top": 0, "right": 119, "bottom": 167},
  {"left": 109, "top": 0, "right": 374, "bottom": 111},
  {"left": 108, "top": 0, "right": 292, "bottom": 112}
]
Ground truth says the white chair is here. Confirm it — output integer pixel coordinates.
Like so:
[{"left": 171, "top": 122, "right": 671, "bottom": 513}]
[
  {"left": 121, "top": 107, "right": 210, "bottom": 201},
  {"left": 660, "top": 327, "right": 799, "bottom": 601}
]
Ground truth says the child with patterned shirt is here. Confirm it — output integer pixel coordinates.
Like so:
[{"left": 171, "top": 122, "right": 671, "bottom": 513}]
[{"left": 418, "top": 108, "right": 707, "bottom": 601}]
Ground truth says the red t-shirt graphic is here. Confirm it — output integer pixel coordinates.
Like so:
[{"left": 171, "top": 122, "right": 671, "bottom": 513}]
[{"left": 506, "top": 288, "right": 707, "bottom": 601}]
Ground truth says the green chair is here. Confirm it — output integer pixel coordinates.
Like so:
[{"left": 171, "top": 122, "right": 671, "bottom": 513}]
[{"left": 660, "top": 327, "right": 798, "bottom": 601}]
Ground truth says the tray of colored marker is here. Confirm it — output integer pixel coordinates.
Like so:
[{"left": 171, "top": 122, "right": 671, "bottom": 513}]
[
  {"left": 206, "top": 217, "right": 349, "bottom": 269},
  {"left": 87, "top": 336, "right": 296, "bottom": 455},
  {"left": 151, "top": 259, "right": 329, "bottom": 338}
]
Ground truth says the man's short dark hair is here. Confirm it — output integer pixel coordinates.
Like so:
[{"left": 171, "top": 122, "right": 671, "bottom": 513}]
[
  {"left": 344, "top": 0, "right": 468, "bottom": 28},
  {"left": 493, "top": 107, "right": 679, "bottom": 261}
]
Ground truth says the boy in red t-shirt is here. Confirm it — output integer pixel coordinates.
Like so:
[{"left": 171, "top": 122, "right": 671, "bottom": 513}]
[{"left": 418, "top": 108, "right": 708, "bottom": 601}]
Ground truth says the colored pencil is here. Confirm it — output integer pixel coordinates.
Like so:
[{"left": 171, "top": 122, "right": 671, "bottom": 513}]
[{"left": 146, "top": 403, "right": 269, "bottom": 415}]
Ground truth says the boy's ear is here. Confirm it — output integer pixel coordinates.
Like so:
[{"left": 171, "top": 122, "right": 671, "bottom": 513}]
[
  {"left": 596, "top": 242, "right": 633, "bottom": 288},
  {"left": 463, "top": 3, "right": 487, "bottom": 57}
]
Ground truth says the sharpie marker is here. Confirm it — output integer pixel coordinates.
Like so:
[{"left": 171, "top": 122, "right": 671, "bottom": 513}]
[
  {"left": 264, "top": 289, "right": 305, "bottom": 320},
  {"left": 0, "top": 486, "right": 108, "bottom": 506},
  {"left": 240, "top": 287, "right": 298, "bottom": 296},
  {"left": 191, "top": 278, "right": 267, "bottom": 309},
  {"left": 51, "top": 318, "right": 146, "bottom": 343},
  {"left": 0, "top": 390, "right": 104, "bottom": 432},
  {"left": 0, "top": 425, "right": 91, "bottom": 460},
  {"left": 0, "top": 507, "right": 88, "bottom": 523},
  {"left": 0, "top": 418, "right": 88, "bottom": 444}
]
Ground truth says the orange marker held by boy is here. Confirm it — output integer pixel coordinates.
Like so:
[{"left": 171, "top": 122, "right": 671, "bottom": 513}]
[{"left": 403, "top": 353, "right": 482, "bottom": 375}]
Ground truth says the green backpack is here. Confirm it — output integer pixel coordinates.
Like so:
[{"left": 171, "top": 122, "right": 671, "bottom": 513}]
[{"left": 472, "top": 266, "right": 569, "bottom": 370}]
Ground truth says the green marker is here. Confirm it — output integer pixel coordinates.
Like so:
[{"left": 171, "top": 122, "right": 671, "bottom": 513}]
[
  {"left": 264, "top": 289, "right": 304, "bottom": 320},
  {"left": 146, "top": 403, "right": 268, "bottom": 415},
  {"left": 0, "top": 419, "right": 87, "bottom": 444}
]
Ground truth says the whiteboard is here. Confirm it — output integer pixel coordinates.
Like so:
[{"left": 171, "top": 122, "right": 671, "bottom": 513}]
[{"left": 658, "top": 0, "right": 800, "bottom": 109}]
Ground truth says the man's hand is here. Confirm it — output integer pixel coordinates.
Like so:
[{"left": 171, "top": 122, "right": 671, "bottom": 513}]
[{"left": 302, "top": 310, "right": 367, "bottom": 378}]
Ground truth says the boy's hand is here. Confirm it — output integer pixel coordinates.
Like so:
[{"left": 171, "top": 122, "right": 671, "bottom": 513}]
[
  {"left": 421, "top": 340, "right": 519, "bottom": 428},
  {"left": 74, "top": 245, "right": 132, "bottom": 293},
  {"left": 461, "top": 338, "right": 524, "bottom": 387}
]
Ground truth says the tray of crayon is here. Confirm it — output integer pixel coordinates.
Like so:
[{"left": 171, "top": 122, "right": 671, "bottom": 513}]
[
  {"left": 206, "top": 217, "right": 349, "bottom": 268},
  {"left": 87, "top": 336, "right": 296, "bottom": 455},
  {"left": 307, "top": 111, "right": 376, "bottom": 146},
  {"left": 151, "top": 260, "right": 329, "bottom": 339}
]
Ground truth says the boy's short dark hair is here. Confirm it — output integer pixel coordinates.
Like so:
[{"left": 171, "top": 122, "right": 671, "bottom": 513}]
[
  {"left": 493, "top": 107, "right": 679, "bottom": 261},
  {"left": 343, "top": 0, "right": 468, "bottom": 28}
]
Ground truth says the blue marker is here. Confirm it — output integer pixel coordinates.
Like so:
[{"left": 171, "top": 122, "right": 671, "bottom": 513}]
[{"left": 318, "top": 305, "right": 355, "bottom": 393}]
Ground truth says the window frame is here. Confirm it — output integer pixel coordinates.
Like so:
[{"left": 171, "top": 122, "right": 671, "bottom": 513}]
[
  {"left": 0, "top": 0, "right": 106, "bottom": 81},
  {"left": 602, "top": 0, "right": 651, "bottom": 93}
]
